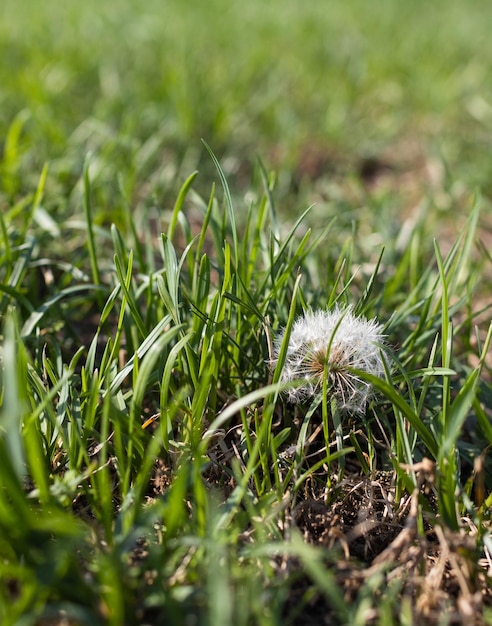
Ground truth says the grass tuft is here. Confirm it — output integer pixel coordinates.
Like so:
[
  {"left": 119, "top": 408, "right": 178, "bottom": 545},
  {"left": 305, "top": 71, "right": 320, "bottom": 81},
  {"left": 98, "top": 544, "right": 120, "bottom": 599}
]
[
  {"left": 2, "top": 2, "right": 492, "bottom": 622},
  {"left": 1, "top": 148, "right": 491, "bottom": 624}
]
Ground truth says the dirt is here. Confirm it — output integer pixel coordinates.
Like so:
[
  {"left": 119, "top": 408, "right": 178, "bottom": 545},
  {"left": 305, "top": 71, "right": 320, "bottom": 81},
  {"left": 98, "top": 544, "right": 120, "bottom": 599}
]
[
  {"left": 140, "top": 427, "right": 492, "bottom": 625},
  {"left": 284, "top": 464, "right": 492, "bottom": 625}
]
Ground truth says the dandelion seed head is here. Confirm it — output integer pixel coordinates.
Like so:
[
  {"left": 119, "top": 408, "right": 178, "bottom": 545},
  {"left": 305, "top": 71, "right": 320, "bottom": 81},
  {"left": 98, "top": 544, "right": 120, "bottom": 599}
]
[{"left": 273, "top": 306, "right": 386, "bottom": 412}]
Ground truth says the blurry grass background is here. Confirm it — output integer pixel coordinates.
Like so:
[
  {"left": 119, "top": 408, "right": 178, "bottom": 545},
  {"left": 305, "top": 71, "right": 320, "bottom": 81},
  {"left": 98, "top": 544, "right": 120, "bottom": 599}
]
[{"left": 3, "top": 0, "right": 492, "bottom": 210}]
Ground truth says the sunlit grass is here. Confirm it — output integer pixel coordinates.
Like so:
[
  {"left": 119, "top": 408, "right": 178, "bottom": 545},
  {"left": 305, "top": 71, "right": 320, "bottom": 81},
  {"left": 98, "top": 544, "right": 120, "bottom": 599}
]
[
  {"left": 1, "top": 1, "right": 492, "bottom": 623},
  {"left": 3, "top": 0, "right": 492, "bottom": 205},
  {"left": 1, "top": 145, "right": 491, "bottom": 623}
]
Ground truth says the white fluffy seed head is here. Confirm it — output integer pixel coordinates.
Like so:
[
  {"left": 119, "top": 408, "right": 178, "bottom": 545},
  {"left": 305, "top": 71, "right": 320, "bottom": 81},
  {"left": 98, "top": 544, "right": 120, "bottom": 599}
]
[{"left": 272, "top": 306, "right": 386, "bottom": 412}]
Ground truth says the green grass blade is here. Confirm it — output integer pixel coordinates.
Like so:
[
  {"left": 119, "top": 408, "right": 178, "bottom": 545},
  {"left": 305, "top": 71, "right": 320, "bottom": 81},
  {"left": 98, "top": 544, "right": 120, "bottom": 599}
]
[
  {"left": 83, "top": 154, "right": 101, "bottom": 289},
  {"left": 202, "top": 140, "right": 238, "bottom": 263},
  {"left": 167, "top": 170, "right": 199, "bottom": 241}
]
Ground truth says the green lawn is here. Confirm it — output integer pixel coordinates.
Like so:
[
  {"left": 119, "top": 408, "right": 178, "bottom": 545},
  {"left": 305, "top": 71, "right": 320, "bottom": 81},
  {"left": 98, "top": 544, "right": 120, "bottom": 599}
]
[{"left": 1, "top": 1, "right": 492, "bottom": 625}]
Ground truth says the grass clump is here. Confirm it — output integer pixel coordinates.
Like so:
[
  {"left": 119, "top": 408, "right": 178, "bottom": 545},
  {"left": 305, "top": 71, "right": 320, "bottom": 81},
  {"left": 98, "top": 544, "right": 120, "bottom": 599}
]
[
  {"left": 0, "top": 145, "right": 491, "bottom": 625},
  {"left": 3, "top": 2, "right": 492, "bottom": 623}
]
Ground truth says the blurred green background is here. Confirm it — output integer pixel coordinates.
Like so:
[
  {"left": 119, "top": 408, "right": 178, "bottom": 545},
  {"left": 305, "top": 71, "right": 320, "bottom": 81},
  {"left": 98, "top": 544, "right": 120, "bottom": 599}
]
[{"left": 2, "top": 0, "right": 492, "bottom": 215}]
